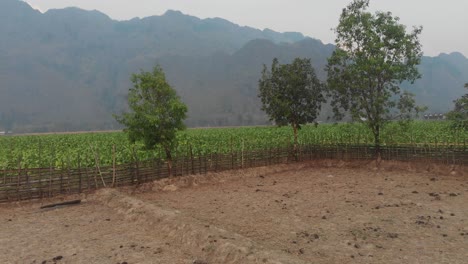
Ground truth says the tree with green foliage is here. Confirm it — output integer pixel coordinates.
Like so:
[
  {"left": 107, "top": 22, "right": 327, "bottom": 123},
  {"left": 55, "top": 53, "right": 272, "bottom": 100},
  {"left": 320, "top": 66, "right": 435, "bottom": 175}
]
[
  {"left": 446, "top": 83, "right": 468, "bottom": 131},
  {"left": 258, "top": 58, "right": 325, "bottom": 152},
  {"left": 115, "top": 66, "right": 187, "bottom": 170},
  {"left": 326, "top": 0, "right": 424, "bottom": 157}
]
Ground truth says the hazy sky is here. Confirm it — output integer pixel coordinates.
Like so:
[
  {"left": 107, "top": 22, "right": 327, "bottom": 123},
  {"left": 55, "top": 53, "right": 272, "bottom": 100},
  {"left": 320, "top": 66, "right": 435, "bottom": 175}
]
[{"left": 24, "top": 0, "right": 468, "bottom": 57}]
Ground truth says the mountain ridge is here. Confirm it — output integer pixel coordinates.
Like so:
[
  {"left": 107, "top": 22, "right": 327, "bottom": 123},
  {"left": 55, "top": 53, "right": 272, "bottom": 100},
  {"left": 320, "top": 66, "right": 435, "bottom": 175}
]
[{"left": 0, "top": 0, "right": 467, "bottom": 132}]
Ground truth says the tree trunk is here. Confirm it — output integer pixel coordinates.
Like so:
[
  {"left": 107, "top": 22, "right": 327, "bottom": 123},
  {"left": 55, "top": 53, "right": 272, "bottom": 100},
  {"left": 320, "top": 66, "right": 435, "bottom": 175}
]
[
  {"left": 374, "top": 125, "right": 382, "bottom": 163},
  {"left": 164, "top": 146, "right": 173, "bottom": 177}
]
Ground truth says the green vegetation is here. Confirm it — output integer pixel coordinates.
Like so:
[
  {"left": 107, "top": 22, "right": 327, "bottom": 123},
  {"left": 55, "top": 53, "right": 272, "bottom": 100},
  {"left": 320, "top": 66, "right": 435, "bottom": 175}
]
[
  {"left": 259, "top": 58, "right": 325, "bottom": 149},
  {"left": 115, "top": 65, "right": 188, "bottom": 165},
  {"left": 326, "top": 0, "right": 424, "bottom": 156},
  {"left": 0, "top": 1, "right": 466, "bottom": 174},
  {"left": 0, "top": 121, "right": 465, "bottom": 170},
  {"left": 446, "top": 83, "right": 468, "bottom": 131}
]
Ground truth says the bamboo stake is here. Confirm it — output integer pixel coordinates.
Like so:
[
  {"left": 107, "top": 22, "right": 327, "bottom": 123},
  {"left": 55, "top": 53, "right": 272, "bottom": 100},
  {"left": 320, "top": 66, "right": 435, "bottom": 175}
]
[
  {"left": 38, "top": 140, "right": 43, "bottom": 199},
  {"left": 26, "top": 167, "right": 32, "bottom": 200},
  {"left": 131, "top": 146, "right": 140, "bottom": 184},
  {"left": 85, "top": 166, "right": 91, "bottom": 191},
  {"left": 48, "top": 162, "right": 53, "bottom": 198},
  {"left": 198, "top": 153, "right": 202, "bottom": 175},
  {"left": 112, "top": 145, "right": 116, "bottom": 187},
  {"left": 66, "top": 156, "right": 71, "bottom": 193},
  {"left": 60, "top": 160, "right": 64, "bottom": 194},
  {"left": 78, "top": 154, "right": 82, "bottom": 193},
  {"left": 16, "top": 157, "right": 22, "bottom": 201},
  {"left": 241, "top": 139, "right": 244, "bottom": 169},
  {"left": 90, "top": 145, "right": 106, "bottom": 187},
  {"left": 190, "top": 145, "right": 195, "bottom": 174},
  {"left": 230, "top": 137, "right": 234, "bottom": 170}
]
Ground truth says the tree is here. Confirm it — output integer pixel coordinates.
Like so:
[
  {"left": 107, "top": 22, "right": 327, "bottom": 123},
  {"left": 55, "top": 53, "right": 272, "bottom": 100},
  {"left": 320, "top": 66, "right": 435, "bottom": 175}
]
[
  {"left": 446, "top": 83, "right": 468, "bottom": 131},
  {"left": 115, "top": 66, "right": 187, "bottom": 170},
  {"left": 258, "top": 58, "right": 325, "bottom": 152},
  {"left": 326, "top": 0, "right": 423, "bottom": 157}
]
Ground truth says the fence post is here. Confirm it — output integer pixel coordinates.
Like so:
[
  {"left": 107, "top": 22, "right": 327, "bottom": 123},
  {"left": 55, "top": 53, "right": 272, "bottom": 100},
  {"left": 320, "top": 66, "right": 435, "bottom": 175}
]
[
  {"left": 157, "top": 158, "right": 161, "bottom": 179},
  {"left": 85, "top": 166, "right": 90, "bottom": 191},
  {"left": 38, "top": 167, "right": 43, "bottom": 199},
  {"left": 91, "top": 145, "right": 106, "bottom": 188},
  {"left": 38, "top": 142, "right": 43, "bottom": 199},
  {"left": 241, "top": 139, "right": 244, "bottom": 169},
  {"left": 132, "top": 147, "right": 140, "bottom": 184},
  {"left": 66, "top": 156, "right": 71, "bottom": 194},
  {"left": 112, "top": 145, "right": 116, "bottom": 187},
  {"left": 464, "top": 139, "right": 467, "bottom": 166},
  {"left": 48, "top": 162, "right": 53, "bottom": 198},
  {"left": 190, "top": 145, "right": 195, "bottom": 175},
  {"left": 60, "top": 159, "right": 64, "bottom": 194},
  {"left": 78, "top": 155, "right": 82, "bottom": 193},
  {"left": 230, "top": 137, "right": 234, "bottom": 170},
  {"left": 198, "top": 154, "right": 202, "bottom": 175}
]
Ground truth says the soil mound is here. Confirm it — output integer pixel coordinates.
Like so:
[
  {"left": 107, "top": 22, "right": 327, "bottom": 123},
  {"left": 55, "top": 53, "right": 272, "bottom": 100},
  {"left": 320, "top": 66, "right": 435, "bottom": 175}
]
[{"left": 94, "top": 189, "right": 307, "bottom": 264}]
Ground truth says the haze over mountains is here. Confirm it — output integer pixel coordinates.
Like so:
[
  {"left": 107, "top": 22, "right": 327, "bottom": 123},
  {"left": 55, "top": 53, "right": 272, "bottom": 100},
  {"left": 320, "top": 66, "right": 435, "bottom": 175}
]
[{"left": 1, "top": 0, "right": 467, "bottom": 132}]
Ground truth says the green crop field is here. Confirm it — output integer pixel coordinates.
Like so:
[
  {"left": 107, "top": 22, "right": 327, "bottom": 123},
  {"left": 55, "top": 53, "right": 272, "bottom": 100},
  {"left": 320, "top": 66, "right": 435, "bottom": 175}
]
[{"left": 0, "top": 121, "right": 466, "bottom": 170}]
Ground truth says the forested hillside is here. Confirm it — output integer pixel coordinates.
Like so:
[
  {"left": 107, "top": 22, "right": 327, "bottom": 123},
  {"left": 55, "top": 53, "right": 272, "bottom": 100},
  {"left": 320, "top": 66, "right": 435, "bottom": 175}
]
[{"left": 1, "top": 0, "right": 467, "bottom": 132}]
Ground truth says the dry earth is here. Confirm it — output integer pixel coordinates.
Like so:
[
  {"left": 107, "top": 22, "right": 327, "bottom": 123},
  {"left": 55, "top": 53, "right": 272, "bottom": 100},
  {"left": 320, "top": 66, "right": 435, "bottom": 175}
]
[{"left": 1, "top": 160, "right": 467, "bottom": 264}]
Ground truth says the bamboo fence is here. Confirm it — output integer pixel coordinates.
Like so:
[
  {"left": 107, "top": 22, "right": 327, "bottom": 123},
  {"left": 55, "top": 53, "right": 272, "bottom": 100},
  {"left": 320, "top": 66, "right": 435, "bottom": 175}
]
[{"left": 0, "top": 144, "right": 466, "bottom": 202}]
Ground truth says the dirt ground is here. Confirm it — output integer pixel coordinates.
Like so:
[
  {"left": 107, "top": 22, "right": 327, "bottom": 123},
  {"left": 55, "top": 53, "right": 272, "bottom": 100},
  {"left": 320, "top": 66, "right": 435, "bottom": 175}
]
[{"left": 1, "top": 160, "right": 467, "bottom": 264}]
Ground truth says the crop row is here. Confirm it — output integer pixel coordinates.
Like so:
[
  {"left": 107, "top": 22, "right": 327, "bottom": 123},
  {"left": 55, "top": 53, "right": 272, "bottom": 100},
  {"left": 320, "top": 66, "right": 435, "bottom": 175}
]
[{"left": 0, "top": 121, "right": 466, "bottom": 170}]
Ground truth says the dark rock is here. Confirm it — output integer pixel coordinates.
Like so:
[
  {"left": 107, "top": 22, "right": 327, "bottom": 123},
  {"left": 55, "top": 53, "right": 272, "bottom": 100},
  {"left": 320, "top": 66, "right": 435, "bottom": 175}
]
[{"left": 52, "top": 256, "right": 63, "bottom": 261}]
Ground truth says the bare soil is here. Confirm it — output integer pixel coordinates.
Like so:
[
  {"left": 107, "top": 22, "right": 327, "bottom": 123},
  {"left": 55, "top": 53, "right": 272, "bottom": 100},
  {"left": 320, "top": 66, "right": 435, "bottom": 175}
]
[{"left": 1, "top": 160, "right": 467, "bottom": 264}]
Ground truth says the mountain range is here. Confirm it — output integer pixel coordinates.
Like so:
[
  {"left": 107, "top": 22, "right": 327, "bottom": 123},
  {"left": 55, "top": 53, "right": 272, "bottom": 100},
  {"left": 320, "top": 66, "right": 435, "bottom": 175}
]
[{"left": 1, "top": 0, "right": 467, "bottom": 132}]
